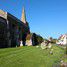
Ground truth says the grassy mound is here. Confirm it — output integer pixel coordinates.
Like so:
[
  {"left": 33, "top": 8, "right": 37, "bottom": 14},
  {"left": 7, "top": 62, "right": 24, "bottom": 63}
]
[{"left": 0, "top": 45, "right": 66, "bottom": 67}]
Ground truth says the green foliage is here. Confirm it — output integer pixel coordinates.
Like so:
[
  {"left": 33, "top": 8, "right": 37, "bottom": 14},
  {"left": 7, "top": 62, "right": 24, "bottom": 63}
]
[
  {"left": 66, "top": 45, "right": 67, "bottom": 54},
  {"left": 0, "top": 45, "right": 66, "bottom": 67},
  {"left": 51, "top": 39, "right": 57, "bottom": 44},
  {"left": 31, "top": 33, "right": 44, "bottom": 46},
  {"left": 36, "top": 34, "right": 44, "bottom": 44}
]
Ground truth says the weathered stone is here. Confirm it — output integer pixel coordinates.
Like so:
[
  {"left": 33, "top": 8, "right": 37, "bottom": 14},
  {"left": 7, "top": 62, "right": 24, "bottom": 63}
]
[
  {"left": 48, "top": 43, "right": 52, "bottom": 48},
  {"left": 26, "top": 39, "right": 32, "bottom": 46},
  {"left": 0, "top": 10, "right": 7, "bottom": 19},
  {"left": 20, "top": 40, "right": 23, "bottom": 46},
  {"left": 0, "top": 9, "right": 30, "bottom": 48}
]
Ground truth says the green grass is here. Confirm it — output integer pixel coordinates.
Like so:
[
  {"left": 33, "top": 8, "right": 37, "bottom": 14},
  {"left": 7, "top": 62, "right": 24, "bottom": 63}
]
[{"left": 0, "top": 45, "right": 66, "bottom": 67}]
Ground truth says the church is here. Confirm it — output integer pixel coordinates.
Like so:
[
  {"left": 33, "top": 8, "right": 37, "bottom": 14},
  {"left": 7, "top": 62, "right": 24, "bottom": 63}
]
[
  {"left": 0, "top": 7, "right": 31, "bottom": 48},
  {"left": 0, "top": 7, "right": 43, "bottom": 48}
]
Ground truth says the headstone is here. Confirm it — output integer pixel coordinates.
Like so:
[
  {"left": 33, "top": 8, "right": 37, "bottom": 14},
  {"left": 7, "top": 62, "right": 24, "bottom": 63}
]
[
  {"left": 41, "top": 42, "right": 47, "bottom": 49},
  {"left": 20, "top": 40, "right": 23, "bottom": 46},
  {"left": 48, "top": 43, "right": 52, "bottom": 48},
  {"left": 26, "top": 39, "right": 32, "bottom": 46},
  {"left": 36, "top": 46, "right": 39, "bottom": 48}
]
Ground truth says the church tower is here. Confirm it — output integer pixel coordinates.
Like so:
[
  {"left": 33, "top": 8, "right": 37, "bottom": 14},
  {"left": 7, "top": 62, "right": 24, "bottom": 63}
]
[
  {"left": 21, "top": 7, "right": 26, "bottom": 23},
  {"left": 20, "top": 7, "right": 32, "bottom": 46},
  {"left": 21, "top": 7, "right": 30, "bottom": 33}
]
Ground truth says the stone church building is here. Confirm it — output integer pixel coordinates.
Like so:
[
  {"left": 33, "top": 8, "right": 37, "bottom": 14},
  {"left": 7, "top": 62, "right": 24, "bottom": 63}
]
[
  {"left": 0, "top": 7, "right": 31, "bottom": 48},
  {"left": 0, "top": 7, "right": 43, "bottom": 48}
]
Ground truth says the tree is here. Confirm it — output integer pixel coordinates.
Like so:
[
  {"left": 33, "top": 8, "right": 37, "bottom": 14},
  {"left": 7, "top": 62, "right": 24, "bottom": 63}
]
[{"left": 31, "top": 33, "right": 44, "bottom": 46}]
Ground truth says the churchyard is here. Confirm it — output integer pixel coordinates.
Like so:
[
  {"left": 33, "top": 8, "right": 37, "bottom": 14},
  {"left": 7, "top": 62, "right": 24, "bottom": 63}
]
[{"left": 0, "top": 44, "right": 67, "bottom": 67}]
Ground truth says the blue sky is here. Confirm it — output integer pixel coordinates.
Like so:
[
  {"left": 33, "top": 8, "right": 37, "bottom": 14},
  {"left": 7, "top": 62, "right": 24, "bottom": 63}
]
[{"left": 0, "top": 0, "right": 67, "bottom": 38}]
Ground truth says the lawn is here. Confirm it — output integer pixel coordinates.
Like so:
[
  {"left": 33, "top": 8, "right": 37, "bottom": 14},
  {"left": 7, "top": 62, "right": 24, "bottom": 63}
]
[{"left": 0, "top": 45, "right": 66, "bottom": 67}]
